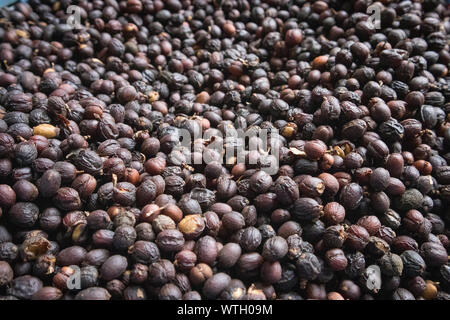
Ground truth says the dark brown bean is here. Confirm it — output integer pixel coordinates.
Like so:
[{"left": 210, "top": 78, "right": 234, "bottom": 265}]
[{"left": 100, "top": 255, "right": 128, "bottom": 281}]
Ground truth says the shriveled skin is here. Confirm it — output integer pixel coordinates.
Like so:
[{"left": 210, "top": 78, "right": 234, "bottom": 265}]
[{"left": 0, "top": 0, "right": 449, "bottom": 301}]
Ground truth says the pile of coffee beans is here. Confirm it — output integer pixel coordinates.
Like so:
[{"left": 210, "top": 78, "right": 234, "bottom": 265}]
[{"left": 0, "top": 0, "right": 449, "bottom": 300}]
